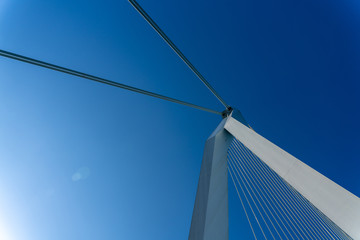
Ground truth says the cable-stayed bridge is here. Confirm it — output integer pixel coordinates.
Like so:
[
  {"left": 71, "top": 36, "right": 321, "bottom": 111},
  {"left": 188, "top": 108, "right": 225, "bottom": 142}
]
[
  {"left": 0, "top": 1, "right": 359, "bottom": 239},
  {"left": 189, "top": 110, "right": 359, "bottom": 239}
]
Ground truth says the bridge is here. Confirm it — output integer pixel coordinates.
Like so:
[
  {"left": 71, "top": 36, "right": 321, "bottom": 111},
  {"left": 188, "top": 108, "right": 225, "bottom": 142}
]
[
  {"left": 189, "top": 109, "right": 359, "bottom": 239},
  {"left": 0, "top": 0, "right": 359, "bottom": 239}
]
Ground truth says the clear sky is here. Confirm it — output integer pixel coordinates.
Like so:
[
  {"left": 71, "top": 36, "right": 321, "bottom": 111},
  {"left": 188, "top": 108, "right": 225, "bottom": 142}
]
[{"left": 0, "top": 0, "right": 359, "bottom": 239}]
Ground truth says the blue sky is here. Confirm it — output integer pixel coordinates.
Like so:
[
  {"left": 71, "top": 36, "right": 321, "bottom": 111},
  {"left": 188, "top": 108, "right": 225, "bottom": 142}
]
[{"left": 0, "top": 0, "right": 359, "bottom": 239}]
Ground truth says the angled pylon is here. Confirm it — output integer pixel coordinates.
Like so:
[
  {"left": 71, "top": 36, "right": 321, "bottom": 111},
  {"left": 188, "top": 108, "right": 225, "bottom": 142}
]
[
  {"left": 188, "top": 118, "right": 233, "bottom": 240},
  {"left": 189, "top": 110, "right": 360, "bottom": 239}
]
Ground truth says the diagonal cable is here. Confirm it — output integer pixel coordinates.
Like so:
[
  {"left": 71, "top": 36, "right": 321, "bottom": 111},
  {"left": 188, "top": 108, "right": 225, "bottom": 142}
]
[
  {"left": 228, "top": 151, "right": 276, "bottom": 239},
  {"left": 232, "top": 140, "right": 308, "bottom": 239},
  {"left": 228, "top": 149, "right": 286, "bottom": 240},
  {"left": 236, "top": 142, "right": 317, "bottom": 240},
  {"left": 229, "top": 146, "right": 294, "bottom": 239},
  {"left": 237, "top": 141, "right": 339, "bottom": 239},
  {"left": 232, "top": 138, "right": 353, "bottom": 240},
  {"left": 128, "top": 0, "right": 230, "bottom": 109},
  {"left": 228, "top": 164, "right": 258, "bottom": 240},
  {"left": 0, "top": 49, "right": 222, "bottom": 115},
  {"left": 228, "top": 158, "right": 268, "bottom": 239}
]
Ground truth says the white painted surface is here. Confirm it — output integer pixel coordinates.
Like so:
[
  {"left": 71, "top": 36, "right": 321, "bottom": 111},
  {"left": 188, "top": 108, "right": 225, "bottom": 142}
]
[
  {"left": 189, "top": 118, "right": 232, "bottom": 240},
  {"left": 225, "top": 115, "right": 360, "bottom": 239}
]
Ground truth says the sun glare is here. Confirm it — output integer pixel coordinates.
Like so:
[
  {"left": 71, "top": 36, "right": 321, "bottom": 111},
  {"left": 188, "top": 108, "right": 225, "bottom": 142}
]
[{"left": 0, "top": 222, "right": 13, "bottom": 240}]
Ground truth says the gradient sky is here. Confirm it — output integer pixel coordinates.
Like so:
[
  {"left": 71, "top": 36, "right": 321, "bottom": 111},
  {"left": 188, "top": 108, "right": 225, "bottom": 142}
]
[{"left": 0, "top": 0, "right": 359, "bottom": 239}]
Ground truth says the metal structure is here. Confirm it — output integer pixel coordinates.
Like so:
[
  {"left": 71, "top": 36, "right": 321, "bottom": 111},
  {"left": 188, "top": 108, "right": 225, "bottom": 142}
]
[
  {"left": 190, "top": 110, "right": 360, "bottom": 239},
  {"left": 0, "top": 0, "right": 359, "bottom": 239},
  {"left": 189, "top": 118, "right": 232, "bottom": 240}
]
